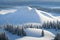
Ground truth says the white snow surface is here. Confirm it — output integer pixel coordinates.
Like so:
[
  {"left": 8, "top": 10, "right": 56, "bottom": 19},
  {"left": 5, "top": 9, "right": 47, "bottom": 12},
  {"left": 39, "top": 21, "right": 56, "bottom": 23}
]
[
  {"left": 0, "top": 9, "right": 17, "bottom": 15},
  {"left": 16, "top": 28, "right": 55, "bottom": 40},
  {"left": 35, "top": 8, "right": 60, "bottom": 23}
]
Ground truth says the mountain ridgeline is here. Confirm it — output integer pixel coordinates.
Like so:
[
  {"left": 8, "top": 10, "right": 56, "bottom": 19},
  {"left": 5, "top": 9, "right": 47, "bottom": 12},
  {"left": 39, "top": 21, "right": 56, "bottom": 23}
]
[
  {"left": 30, "top": 6, "right": 60, "bottom": 14},
  {"left": 0, "top": 7, "right": 40, "bottom": 25}
]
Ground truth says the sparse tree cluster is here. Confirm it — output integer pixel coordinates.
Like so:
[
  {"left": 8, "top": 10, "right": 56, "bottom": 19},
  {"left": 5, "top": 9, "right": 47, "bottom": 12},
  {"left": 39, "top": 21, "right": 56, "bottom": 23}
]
[
  {"left": 4, "top": 24, "right": 26, "bottom": 36},
  {"left": 42, "top": 21, "right": 60, "bottom": 30},
  {"left": 23, "top": 24, "right": 42, "bottom": 29},
  {"left": 3, "top": 24, "right": 42, "bottom": 36}
]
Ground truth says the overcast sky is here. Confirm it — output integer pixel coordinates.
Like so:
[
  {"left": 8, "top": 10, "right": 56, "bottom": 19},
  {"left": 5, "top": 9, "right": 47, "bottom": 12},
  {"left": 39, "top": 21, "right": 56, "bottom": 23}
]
[{"left": 0, "top": 0, "right": 60, "bottom": 2}]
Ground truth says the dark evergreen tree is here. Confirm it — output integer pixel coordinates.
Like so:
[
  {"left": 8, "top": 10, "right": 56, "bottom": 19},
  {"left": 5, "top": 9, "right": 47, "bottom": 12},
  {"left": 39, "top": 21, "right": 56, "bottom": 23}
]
[
  {"left": 41, "top": 29, "right": 44, "bottom": 37},
  {"left": 30, "top": 24, "right": 32, "bottom": 28},
  {"left": 22, "top": 27, "right": 26, "bottom": 36},
  {"left": 42, "top": 22, "right": 46, "bottom": 28}
]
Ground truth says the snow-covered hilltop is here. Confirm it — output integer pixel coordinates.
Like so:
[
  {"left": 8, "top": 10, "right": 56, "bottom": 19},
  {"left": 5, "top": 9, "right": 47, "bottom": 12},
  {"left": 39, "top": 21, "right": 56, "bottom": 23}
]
[
  {"left": 0, "top": 6, "right": 40, "bottom": 25},
  {"left": 0, "top": 6, "right": 60, "bottom": 25}
]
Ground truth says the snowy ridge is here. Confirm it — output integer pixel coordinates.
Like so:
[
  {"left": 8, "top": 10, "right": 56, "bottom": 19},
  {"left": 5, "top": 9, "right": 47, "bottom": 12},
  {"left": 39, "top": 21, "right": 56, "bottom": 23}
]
[
  {"left": 0, "top": 6, "right": 40, "bottom": 25},
  {"left": 35, "top": 8, "right": 60, "bottom": 23},
  {"left": 49, "top": 7, "right": 60, "bottom": 9},
  {"left": 0, "top": 6, "right": 60, "bottom": 24},
  {"left": 35, "top": 9, "right": 53, "bottom": 23}
]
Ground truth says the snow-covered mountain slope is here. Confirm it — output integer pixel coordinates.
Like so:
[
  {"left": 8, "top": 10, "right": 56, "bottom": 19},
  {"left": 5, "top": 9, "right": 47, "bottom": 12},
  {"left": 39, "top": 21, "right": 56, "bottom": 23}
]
[
  {"left": 24, "top": 28, "right": 55, "bottom": 37},
  {"left": 35, "top": 8, "right": 60, "bottom": 23},
  {"left": 0, "top": 6, "right": 60, "bottom": 25},
  {"left": 0, "top": 6, "right": 40, "bottom": 25},
  {"left": 16, "top": 28, "right": 55, "bottom": 40}
]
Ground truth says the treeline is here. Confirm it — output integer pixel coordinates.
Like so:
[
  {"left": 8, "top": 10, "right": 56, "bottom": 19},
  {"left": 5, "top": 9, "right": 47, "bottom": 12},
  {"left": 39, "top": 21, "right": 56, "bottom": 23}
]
[
  {"left": 23, "top": 24, "right": 42, "bottom": 29},
  {"left": 3, "top": 21, "right": 60, "bottom": 36},
  {"left": 3, "top": 24, "right": 42, "bottom": 36},
  {"left": 42, "top": 21, "right": 60, "bottom": 30},
  {"left": 4, "top": 25, "right": 26, "bottom": 36}
]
